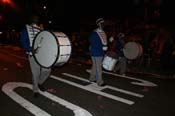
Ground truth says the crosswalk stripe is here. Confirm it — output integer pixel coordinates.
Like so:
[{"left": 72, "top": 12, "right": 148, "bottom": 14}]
[
  {"left": 51, "top": 75, "right": 135, "bottom": 105},
  {"left": 2, "top": 82, "right": 93, "bottom": 116},
  {"left": 63, "top": 73, "right": 144, "bottom": 98}
]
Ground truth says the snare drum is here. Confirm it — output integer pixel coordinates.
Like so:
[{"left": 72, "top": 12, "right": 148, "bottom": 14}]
[
  {"left": 32, "top": 30, "right": 71, "bottom": 68},
  {"left": 102, "top": 51, "right": 118, "bottom": 71},
  {"left": 123, "top": 42, "right": 143, "bottom": 60}
]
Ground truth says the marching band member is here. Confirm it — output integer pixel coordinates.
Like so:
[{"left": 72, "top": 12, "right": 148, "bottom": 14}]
[
  {"left": 113, "top": 33, "right": 127, "bottom": 76},
  {"left": 20, "top": 15, "right": 51, "bottom": 97},
  {"left": 89, "top": 18, "right": 107, "bottom": 86}
]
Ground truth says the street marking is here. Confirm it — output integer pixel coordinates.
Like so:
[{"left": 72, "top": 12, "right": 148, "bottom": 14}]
[
  {"left": 2, "top": 82, "right": 93, "bottom": 116},
  {"left": 63, "top": 73, "right": 144, "bottom": 98},
  {"left": 86, "top": 69, "right": 158, "bottom": 87},
  {"left": 2, "top": 82, "right": 50, "bottom": 116},
  {"left": 51, "top": 75, "right": 135, "bottom": 105}
]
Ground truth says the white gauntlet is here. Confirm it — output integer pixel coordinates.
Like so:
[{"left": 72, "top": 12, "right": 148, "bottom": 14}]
[{"left": 103, "top": 46, "right": 108, "bottom": 51}]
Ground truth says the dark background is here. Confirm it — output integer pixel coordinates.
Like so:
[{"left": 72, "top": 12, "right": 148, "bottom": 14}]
[{"left": 0, "top": 0, "right": 175, "bottom": 32}]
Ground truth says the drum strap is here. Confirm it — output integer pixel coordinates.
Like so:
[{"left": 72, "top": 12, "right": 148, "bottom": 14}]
[
  {"left": 26, "top": 24, "right": 41, "bottom": 47},
  {"left": 95, "top": 28, "right": 107, "bottom": 46}
]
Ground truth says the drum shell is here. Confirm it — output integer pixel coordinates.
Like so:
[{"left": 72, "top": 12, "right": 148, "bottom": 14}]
[
  {"left": 102, "top": 51, "right": 118, "bottom": 71},
  {"left": 53, "top": 32, "right": 71, "bottom": 66}
]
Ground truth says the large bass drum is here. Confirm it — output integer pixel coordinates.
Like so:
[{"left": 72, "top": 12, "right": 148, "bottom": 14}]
[
  {"left": 32, "top": 30, "right": 71, "bottom": 68},
  {"left": 123, "top": 42, "right": 143, "bottom": 60}
]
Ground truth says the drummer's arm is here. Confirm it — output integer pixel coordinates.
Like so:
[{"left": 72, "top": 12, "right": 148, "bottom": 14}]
[{"left": 20, "top": 27, "right": 32, "bottom": 54}]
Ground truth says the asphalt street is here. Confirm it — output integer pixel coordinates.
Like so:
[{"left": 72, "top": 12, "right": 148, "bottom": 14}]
[{"left": 0, "top": 45, "right": 175, "bottom": 116}]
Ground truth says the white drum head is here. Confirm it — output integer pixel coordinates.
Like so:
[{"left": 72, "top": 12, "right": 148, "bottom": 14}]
[
  {"left": 123, "top": 42, "right": 142, "bottom": 60},
  {"left": 32, "top": 30, "right": 59, "bottom": 68}
]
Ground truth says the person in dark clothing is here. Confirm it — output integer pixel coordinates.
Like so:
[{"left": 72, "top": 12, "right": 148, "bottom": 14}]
[
  {"left": 160, "top": 35, "right": 175, "bottom": 78},
  {"left": 113, "top": 33, "right": 127, "bottom": 76}
]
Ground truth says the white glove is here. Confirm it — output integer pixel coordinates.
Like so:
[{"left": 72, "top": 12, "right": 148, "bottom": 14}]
[
  {"left": 26, "top": 52, "right": 33, "bottom": 56},
  {"left": 103, "top": 46, "right": 108, "bottom": 51},
  {"left": 109, "top": 36, "right": 114, "bottom": 42}
]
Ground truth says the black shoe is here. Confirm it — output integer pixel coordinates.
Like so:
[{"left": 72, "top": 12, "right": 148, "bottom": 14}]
[
  {"left": 34, "top": 92, "right": 39, "bottom": 98},
  {"left": 38, "top": 84, "right": 46, "bottom": 92},
  {"left": 98, "top": 83, "right": 106, "bottom": 87}
]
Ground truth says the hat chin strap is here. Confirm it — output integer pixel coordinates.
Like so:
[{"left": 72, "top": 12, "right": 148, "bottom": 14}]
[{"left": 98, "top": 23, "right": 103, "bottom": 30}]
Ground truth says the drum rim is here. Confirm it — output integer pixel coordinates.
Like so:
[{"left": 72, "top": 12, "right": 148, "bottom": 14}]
[{"left": 32, "top": 30, "right": 59, "bottom": 68}]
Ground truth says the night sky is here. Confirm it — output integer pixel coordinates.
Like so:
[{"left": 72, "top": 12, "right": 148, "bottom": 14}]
[{"left": 0, "top": 0, "right": 175, "bottom": 32}]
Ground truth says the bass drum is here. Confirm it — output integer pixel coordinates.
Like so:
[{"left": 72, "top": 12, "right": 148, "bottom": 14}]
[
  {"left": 123, "top": 42, "right": 143, "bottom": 60},
  {"left": 32, "top": 30, "right": 71, "bottom": 68}
]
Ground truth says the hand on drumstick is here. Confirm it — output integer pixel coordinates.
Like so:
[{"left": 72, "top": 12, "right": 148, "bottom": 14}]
[
  {"left": 32, "top": 44, "right": 41, "bottom": 54},
  {"left": 32, "top": 37, "right": 43, "bottom": 54}
]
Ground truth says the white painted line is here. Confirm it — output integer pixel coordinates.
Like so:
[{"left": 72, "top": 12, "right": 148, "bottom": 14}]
[
  {"left": 40, "top": 91, "right": 92, "bottom": 116},
  {"left": 2, "top": 82, "right": 93, "bottom": 116},
  {"left": 2, "top": 82, "right": 51, "bottom": 116},
  {"left": 106, "top": 86, "right": 144, "bottom": 98},
  {"left": 63, "top": 73, "right": 90, "bottom": 83},
  {"left": 51, "top": 75, "right": 135, "bottom": 105},
  {"left": 86, "top": 69, "right": 158, "bottom": 87},
  {"left": 62, "top": 73, "right": 144, "bottom": 98}
]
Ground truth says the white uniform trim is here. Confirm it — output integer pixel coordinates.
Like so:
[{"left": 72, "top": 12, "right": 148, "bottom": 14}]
[
  {"left": 95, "top": 28, "right": 108, "bottom": 50},
  {"left": 26, "top": 24, "right": 41, "bottom": 47}
]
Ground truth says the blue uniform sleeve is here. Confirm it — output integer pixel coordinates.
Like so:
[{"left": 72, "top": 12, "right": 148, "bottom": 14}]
[
  {"left": 89, "top": 31, "right": 105, "bottom": 56},
  {"left": 20, "top": 26, "right": 31, "bottom": 52},
  {"left": 90, "top": 32, "right": 100, "bottom": 48}
]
